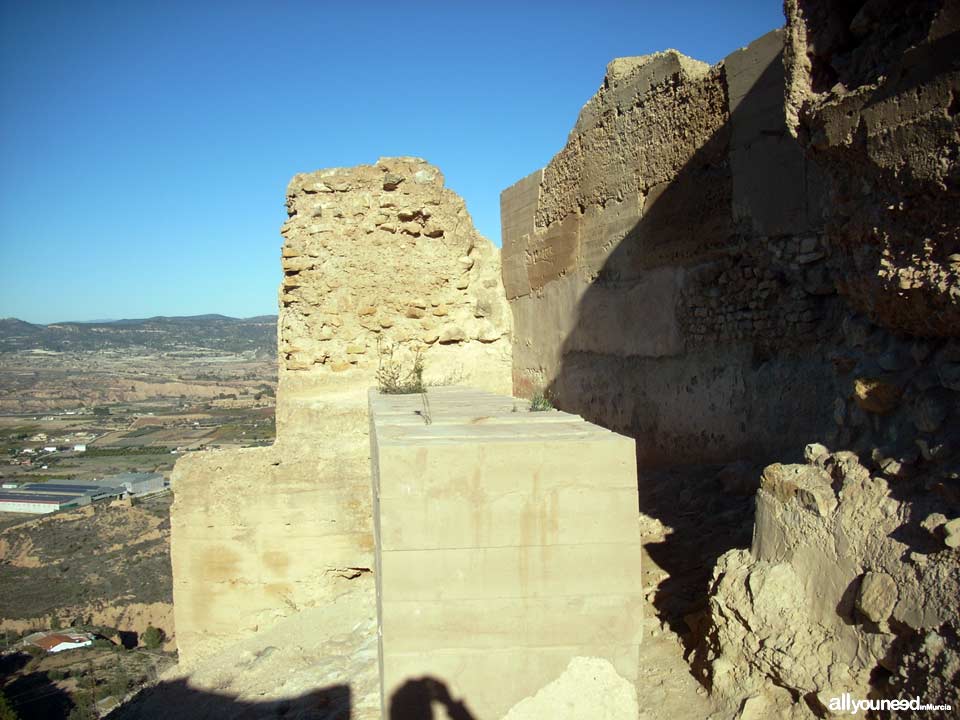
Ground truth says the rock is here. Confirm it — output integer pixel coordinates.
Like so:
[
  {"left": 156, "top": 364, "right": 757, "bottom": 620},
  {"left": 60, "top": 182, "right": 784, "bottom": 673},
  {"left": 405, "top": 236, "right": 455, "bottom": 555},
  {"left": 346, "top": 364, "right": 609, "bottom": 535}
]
[
  {"left": 944, "top": 518, "right": 960, "bottom": 549},
  {"left": 329, "top": 360, "right": 351, "bottom": 372},
  {"left": 438, "top": 325, "right": 466, "bottom": 344},
  {"left": 804, "top": 443, "right": 830, "bottom": 465},
  {"left": 938, "top": 362, "right": 960, "bottom": 391},
  {"left": 922, "top": 513, "right": 948, "bottom": 542},
  {"left": 852, "top": 378, "right": 902, "bottom": 414},
  {"left": 501, "top": 657, "right": 638, "bottom": 720},
  {"left": 405, "top": 307, "right": 425, "bottom": 319},
  {"left": 842, "top": 315, "right": 872, "bottom": 347},
  {"left": 412, "top": 169, "right": 435, "bottom": 184},
  {"left": 911, "top": 390, "right": 949, "bottom": 433},
  {"left": 382, "top": 173, "right": 403, "bottom": 191},
  {"left": 476, "top": 322, "right": 502, "bottom": 343},
  {"left": 346, "top": 344, "right": 365, "bottom": 355},
  {"left": 760, "top": 463, "right": 837, "bottom": 516},
  {"left": 357, "top": 306, "right": 376, "bottom": 316},
  {"left": 856, "top": 571, "right": 898, "bottom": 623}
]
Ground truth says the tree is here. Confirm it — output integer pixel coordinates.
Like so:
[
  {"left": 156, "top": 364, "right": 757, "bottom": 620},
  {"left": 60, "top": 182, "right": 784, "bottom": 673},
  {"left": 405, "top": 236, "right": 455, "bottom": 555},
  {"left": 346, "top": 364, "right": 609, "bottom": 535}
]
[{"left": 141, "top": 625, "right": 164, "bottom": 650}]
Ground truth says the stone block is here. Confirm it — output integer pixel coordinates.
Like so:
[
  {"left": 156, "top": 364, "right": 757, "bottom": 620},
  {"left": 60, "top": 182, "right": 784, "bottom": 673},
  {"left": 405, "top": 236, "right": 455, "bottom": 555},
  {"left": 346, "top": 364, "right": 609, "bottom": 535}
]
[
  {"left": 370, "top": 387, "right": 643, "bottom": 720},
  {"left": 500, "top": 170, "right": 542, "bottom": 299}
]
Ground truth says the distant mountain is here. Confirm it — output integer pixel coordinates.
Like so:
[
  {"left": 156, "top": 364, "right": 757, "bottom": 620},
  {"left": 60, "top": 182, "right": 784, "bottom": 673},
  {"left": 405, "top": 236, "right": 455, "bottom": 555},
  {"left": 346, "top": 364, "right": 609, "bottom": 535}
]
[{"left": 0, "top": 314, "right": 278, "bottom": 354}]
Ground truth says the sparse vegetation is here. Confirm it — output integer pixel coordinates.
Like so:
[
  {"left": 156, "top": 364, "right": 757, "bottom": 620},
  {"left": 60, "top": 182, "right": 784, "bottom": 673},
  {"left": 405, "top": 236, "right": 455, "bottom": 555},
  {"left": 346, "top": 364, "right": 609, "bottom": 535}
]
[
  {"left": 529, "top": 389, "right": 553, "bottom": 412},
  {"left": 376, "top": 341, "right": 425, "bottom": 394},
  {"left": 141, "top": 625, "right": 164, "bottom": 650}
]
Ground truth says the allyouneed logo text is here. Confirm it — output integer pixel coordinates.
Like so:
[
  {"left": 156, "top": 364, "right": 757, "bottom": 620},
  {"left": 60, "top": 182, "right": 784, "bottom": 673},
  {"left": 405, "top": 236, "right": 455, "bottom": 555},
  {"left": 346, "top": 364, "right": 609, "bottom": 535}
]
[{"left": 829, "top": 694, "right": 953, "bottom": 715}]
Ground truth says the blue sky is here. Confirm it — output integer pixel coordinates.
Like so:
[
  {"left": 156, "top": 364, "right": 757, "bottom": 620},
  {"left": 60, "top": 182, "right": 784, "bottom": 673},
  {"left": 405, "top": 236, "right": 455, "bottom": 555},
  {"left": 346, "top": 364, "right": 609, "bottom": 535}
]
[{"left": 0, "top": 0, "right": 783, "bottom": 323}]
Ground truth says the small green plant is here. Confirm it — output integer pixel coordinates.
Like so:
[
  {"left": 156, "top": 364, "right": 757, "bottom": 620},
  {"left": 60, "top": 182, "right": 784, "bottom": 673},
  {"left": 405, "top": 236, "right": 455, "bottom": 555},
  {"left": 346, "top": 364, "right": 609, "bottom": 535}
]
[
  {"left": 529, "top": 389, "right": 553, "bottom": 412},
  {"left": 141, "top": 625, "right": 164, "bottom": 650},
  {"left": 376, "top": 341, "right": 425, "bottom": 394}
]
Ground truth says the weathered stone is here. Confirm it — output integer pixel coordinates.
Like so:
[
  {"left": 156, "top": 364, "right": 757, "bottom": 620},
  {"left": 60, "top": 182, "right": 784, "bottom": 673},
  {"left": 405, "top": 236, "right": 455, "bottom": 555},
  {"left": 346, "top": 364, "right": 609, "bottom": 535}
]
[
  {"left": 760, "top": 463, "right": 837, "bottom": 516},
  {"left": 804, "top": 442, "right": 830, "bottom": 465},
  {"left": 911, "top": 390, "right": 949, "bottom": 433},
  {"left": 382, "top": 173, "right": 403, "bottom": 191},
  {"left": 501, "top": 657, "right": 639, "bottom": 720},
  {"left": 438, "top": 325, "right": 465, "bottom": 344},
  {"left": 945, "top": 518, "right": 960, "bottom": 549},
  {"left": 852, "top": 378, "right": 902, "bottom": 414},
  {"left": 856, "top": 571, "right": 898, "bottom": 623}
]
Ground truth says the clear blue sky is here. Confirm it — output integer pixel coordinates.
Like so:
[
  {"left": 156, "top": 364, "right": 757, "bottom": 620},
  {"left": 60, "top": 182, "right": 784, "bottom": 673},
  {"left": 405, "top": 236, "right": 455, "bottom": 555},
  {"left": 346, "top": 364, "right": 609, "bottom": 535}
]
[{"left": 0, "top": 0, "right": 783, "bottom": 324}]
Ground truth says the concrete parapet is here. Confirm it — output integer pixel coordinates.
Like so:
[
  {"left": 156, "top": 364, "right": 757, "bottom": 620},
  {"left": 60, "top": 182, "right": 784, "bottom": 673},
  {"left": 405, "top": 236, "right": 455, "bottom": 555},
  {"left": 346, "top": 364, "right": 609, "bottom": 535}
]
[{"left": 369, "top": 386, "right": 643, "bottom": 719}]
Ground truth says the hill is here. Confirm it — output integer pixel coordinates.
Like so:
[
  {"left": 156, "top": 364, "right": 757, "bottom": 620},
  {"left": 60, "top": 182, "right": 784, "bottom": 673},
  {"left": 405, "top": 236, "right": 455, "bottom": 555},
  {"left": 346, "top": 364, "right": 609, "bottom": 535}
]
[{"left": 0, "top": 315, "right": 277, "bottom": 355}]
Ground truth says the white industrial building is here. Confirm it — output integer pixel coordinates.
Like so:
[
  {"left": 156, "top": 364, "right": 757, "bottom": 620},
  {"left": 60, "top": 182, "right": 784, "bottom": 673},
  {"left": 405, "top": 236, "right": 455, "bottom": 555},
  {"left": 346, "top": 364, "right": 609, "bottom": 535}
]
[
  {"left": 105, "top": 472, "right": 165, "bottom": 496},
  {"left": 0, "top": 491, "right": 81, "bottom": 514}
]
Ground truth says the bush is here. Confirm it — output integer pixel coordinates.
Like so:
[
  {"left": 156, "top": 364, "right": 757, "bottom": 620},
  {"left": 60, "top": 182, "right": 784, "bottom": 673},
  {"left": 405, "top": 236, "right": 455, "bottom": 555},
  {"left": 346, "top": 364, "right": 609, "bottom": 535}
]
[
  {"left": 48, "top": 669, "right": 67, "bottom": 681},
  {"left": 529, "top": 389, "right": 553, "bottom": 412},
  {"left": 141, "top": 625, "right": 164, "bottom": 650},
  {"left": 376, "top": 342, "right": 425, "bottom": 395}
]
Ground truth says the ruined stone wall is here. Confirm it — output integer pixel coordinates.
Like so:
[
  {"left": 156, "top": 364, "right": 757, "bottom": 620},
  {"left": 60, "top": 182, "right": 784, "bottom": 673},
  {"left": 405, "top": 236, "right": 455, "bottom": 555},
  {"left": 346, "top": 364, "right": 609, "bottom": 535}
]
[
  {"left": 502, "top": 1, "right": 958, "bottom": 714},
  {"left": 171, "top": 158, "right": 511, "bottom": 666},
  {"left": 693, "top": 3, "right": 960, "bottom": 717},
  {"left": 278, "top": 157, "right": 511, "bottom": 426},
  {"left": 502, "top": 33, "right": 837, "bottom": 467}
]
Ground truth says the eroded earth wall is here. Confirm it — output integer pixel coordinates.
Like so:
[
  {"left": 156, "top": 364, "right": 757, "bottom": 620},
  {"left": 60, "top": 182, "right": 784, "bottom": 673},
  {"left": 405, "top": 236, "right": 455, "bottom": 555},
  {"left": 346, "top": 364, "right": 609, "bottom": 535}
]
[{"left": 171, "top": 158, "right": 511, "bottom": 667}]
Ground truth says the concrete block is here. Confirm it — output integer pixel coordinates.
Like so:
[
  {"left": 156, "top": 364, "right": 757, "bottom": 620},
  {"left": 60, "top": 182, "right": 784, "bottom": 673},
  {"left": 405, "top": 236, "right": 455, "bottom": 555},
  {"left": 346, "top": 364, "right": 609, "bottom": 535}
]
[
  {"left": 381, "top": 594, "right": 644, "bottom": 651},
  {"left": 370, "top": 387, "right": 643, "bottom": 720},
  {"left": 380, "top": 543, "right": 643, "bottom": 601}
]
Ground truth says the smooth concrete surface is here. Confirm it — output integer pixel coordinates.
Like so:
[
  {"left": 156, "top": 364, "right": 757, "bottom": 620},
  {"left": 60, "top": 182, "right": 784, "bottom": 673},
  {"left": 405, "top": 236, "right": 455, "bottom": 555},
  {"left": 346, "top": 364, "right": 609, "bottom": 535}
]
[{"left": 369, "top": 386, "right": 643, "bottom": 720}]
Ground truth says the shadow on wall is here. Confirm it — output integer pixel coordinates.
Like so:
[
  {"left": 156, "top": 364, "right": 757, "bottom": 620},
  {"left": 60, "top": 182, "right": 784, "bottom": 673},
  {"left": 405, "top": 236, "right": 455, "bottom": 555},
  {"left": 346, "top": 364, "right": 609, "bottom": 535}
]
[
  {"left": 105, "top": 680, "right": 351, "bottom": 720},
  {"left": 544, "top": 37, "right": 836, "bottom": 471},
  {"left": 535, "top": 37, "right": 833, "bottom": 656},
  {"left": 389, "top": 677, "right": 477, "bottom": 720}
]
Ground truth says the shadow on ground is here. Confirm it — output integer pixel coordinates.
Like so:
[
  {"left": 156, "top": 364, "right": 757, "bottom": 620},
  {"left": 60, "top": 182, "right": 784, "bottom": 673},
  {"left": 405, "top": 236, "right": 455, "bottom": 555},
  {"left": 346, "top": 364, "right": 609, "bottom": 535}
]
[
  {"left": 389, "top": 676, "right": 477, "bottom": 720},
  {"left": 1, "top": 652, "right": 74, "bottom": 720},
  {"left": 638, "top": 463, "right": 755, "bottom": 647},
  {"left": 105, "top": 679, "right": 351, "bottom": 720}
]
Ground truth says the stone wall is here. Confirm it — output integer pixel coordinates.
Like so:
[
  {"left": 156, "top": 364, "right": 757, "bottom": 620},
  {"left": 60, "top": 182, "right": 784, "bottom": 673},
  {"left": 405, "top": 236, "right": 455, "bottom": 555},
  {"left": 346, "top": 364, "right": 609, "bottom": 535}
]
[
  {"left": 501, "top": 33, "right": 840, "bottom": 468},
  {"left": 278, "top": 156, "right": 512, "bottom": 423},
  {"left": 501, "top": 1, "right": 958, "bottom": 715},
  {"left": 171, "top": 158, "right": 512, "bottom": 666},
  {"left": 693, "top": 3, "right": 960, "bottom": 717}
]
